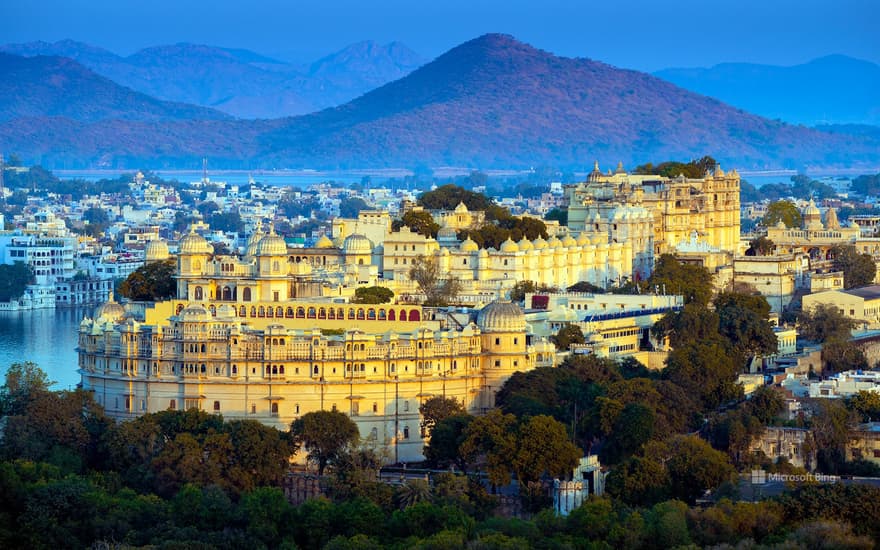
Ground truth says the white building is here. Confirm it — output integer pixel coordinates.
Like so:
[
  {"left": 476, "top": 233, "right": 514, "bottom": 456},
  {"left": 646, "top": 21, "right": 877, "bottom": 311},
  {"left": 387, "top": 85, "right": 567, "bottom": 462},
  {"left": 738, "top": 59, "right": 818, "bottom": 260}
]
[{"left": 809, "top": 370, "right": 880, "bottom": 399}]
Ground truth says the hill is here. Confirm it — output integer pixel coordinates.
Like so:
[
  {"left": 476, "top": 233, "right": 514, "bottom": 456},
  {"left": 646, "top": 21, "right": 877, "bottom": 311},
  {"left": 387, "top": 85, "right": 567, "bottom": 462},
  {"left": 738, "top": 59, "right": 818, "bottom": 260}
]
[
  {"left": 655, "top": 55, "right": 880, "bottom": 126},
  {"left": 1, "top": 35, "right": 878, "bottom": 169},
  {"left": 0, "top": 39, "right": 426, "bottom": 118},
  {"left": 0, "top": 53, "right": 229, "bottom": 122},
  {"left": 260, "top": 34, "right": 880, "bottom": 168}
]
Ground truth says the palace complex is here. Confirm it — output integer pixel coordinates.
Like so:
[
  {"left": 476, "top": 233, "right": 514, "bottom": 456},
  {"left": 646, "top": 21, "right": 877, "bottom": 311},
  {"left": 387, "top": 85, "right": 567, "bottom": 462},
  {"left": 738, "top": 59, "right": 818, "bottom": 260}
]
[
  {"left": 78, "top": 228, "right": 556, "bottom": 462},
  {"left": 77, "top": 163, "right": 746, "bottom": 462}
]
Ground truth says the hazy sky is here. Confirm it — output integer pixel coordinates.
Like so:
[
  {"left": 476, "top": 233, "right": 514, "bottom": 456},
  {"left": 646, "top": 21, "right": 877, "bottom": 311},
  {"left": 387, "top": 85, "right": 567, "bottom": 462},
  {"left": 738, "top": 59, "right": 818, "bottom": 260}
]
[{"left": 2, "top": 0, "right": 877, "bottom": 70}]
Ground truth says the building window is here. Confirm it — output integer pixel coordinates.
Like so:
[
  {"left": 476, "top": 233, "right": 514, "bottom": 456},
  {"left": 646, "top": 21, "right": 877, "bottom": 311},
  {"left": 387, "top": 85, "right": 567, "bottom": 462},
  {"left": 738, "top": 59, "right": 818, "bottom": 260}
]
[
  {"left": 403, "top": 426, "right": 410, "bottom": 439},
  {"left": 495, "top": 337, "right": 500, "bottom": 345},
  {"left": 169, "top": 399, "right": 176, "bottom": 410},
  {"left": 214, "top": 400, "right": 221, "bottom": 411}
]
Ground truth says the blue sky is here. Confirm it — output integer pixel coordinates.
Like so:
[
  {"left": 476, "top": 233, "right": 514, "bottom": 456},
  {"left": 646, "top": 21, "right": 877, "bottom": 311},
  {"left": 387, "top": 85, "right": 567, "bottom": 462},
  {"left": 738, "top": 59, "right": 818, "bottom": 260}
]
[{"left": 2, "top": 0, "right": 877, "bottom": 70}]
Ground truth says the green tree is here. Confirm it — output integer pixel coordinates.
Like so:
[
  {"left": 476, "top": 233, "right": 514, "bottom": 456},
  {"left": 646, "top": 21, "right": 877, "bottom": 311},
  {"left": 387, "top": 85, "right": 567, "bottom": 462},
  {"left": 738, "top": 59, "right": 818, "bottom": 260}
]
[
  {"left": 830, "top": 245, "right": 877, "bottom": 289},
  {"left": 0, "top": 262, "right": 34, "bottom": 302},
  {"left": 394, "top": 210, "right": 440, "bottom": 238},
  {"left": 566, "top": 281, "right": 604, "bottom": 293},
  {"left": 352, "top": 286, "right": 395, "bottom": 304},
  {"left": 0, "top": 362, "right": 53, "bottom": 415},
  {"left": 206, "top": 210, "right": 244, "bottom": 233},
  {"left": 117, "top": 258, "right": 177, "bottom": 301},
  {"left": 763, "top": 200, "right": 802, "bottom": 228},
  {"left": 714, "top": 291, "right": 778, "bottom": 360},
  {"left": 849, "top": 390, "right": 880, "bottom": 421},
  {"left": 418, "top": 184, "right": 493, "bottom": 211},
  {"left": 419, "top": 396, "right": 465, "bottom": 438},
  {"left": 663, "top": 342, "right": 741, "bottom": 409},
  {"left": 291, "top": 410, "right": 360, "bottom": 475},
  {"left": 599, "top": 403, "right": 655, "bottom": 465},
  {"left": 658, "top": 435, "right": 736, "bottom": 504},
  {"left": 424, "top": 414, "right": 473, "bottom": 471},
  {"left": 460, "top": 409, "right": 518, "bottom": 487},
  {"left": 544, "top": 208, "right": 568, "bottom": 226},
  {"left": 512, "top": 415, "right": 581, "bottom": 487},
  {"left": 409, "top": 255, "right": 461, "bottom": 306},
  {"left": 605, "top": 455, "right": 670, "bottom": 506},
  {"left": 551, "top": 324, "right": 585, "bottom": 351},
  {"left": 648, "top": 254, "right": 714, "bottom": 306},
  {"left": 339, "top": 197, "right": 370, "bottom": 218},
  {"left": 821, "top": 339, "right": 868, "bottom": 374},
  {"left": 797, "top": 303, "right": 858, "bottom": 343}
]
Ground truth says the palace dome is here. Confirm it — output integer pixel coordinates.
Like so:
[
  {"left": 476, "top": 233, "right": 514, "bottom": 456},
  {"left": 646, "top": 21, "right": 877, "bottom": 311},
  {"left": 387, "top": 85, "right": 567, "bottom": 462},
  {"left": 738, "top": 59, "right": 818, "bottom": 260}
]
[
  {"left": 343, "top": 233, "right": 374, "bottom": 254},
  {"left": 179, "top": 229, "right": 213, "bottom": 255},
  {"left": 256, "top": 231, "right": 287, "bottom": 256},
  {"left": 517, "top": 237, "right": 533, "bottom": 251},
  {"left": 461, "top": 237, "right": 479, "bottom": 252},
  {"left": 532, "top": 236, "right": 548, "bottom": 249},
  {"left": 547, "top": 236, "right": 563, "bottom": 248},
  {"left": 315, "top": 235, "right": 334, "bottom": 248},
  {"left": 500, "top": 238, "right": 519, "bottom": 253},
  {"left": 437, "top": 226, "right": 458, "bottom": 240},
  {"left": 145, "top": 239, "right": 170, "bottom": 262},
  {"left": 454, "top": 202, "right": 469, "bottom": 213},
  {"left": 576, "top": 232, "right": 591, "bottom": 246},
  {"left": 94, "top": 294, "right": 125, "bottom": 323},
  {"left": 477, "top": 301, "right": 526, "bottom": 333},
  {"left": 562, "top": 234, "right": 578, "bottom": 247}
]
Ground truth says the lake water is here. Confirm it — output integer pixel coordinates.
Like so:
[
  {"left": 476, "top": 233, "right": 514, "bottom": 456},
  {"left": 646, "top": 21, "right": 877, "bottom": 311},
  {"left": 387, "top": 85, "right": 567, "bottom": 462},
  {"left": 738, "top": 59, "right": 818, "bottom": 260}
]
[{"left": 0, "top": 307, "right": 90, "bottom": 390}]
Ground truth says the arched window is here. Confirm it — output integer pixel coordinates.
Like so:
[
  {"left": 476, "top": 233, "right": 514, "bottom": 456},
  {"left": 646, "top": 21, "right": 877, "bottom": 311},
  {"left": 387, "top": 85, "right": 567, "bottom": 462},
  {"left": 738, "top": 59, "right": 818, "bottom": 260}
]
[
  {"left": 276, "top": 306, "right": 283, "bottom": 317},
  {"left": 258, "top": 306, "right": 265, "bottom": 317},
  {"left": 357, "top": 308, "right": 365, "bottom": 320},
  {"left": 201, "top": 344, "right": 206, "bottom": 353},
  {"left": 328, "top": 308, "right": 335, "bottom": 319},
  {"left": 176, "top": 304, "right": 184, "bottom": 315},
  {"left": 242, "top": 288, "right": 252, "bottom": 302},
  {"left": 250, "top": 306, "right": 256, "bottom": 317},
  {"left": 296, "top": 307, "right": 305, "bottom": 318},
  {"left": 313, "top": 365, "right": 319, "bottom": 375},
  {"left": 400, "top": 309, "right": 407, "bottom": 322},
  {"left": 307, "top": 307, "right": 316, "bottom": 319},
  {"left": 338, "top": 308, "right": 345, "bottom": 319},
  {"left": 222, "top": 286, "right": 232, "bottom": 300},
  {"left": 367, "top": 308, "right": 376, "bottom": 320},
  {"left": 194, "top": 286, "right": 204, "bottom": 300},
  {"left": 318, "top": 308, "right": 327, "bottom": 319},
  {"left": 272, "top": 365, "right": 278, "bottom": 374},
  {"left": 271, "top": 402, "right": 279, "bottom": 414},
  {"left": 273, "top": 260, "right": 280, "bottom": 271},
  {"left": 267, "top": 307, "right": 274, "bottom": 318},
  {"left": 272, "top": 338, "right": 278, "bottom": 345},
  {"left": 286, "top": 307, "right": 294, "bottom": 318},
  {"left": 209, "top": 305, "right": 216, "bottom": 316},
  {"left": 348, "top": 309, "right": 355, "bottom": 320},
  {"left": 408, "top": 310, "right": 421, "bottom": 322},
  {"left": 378, "top": 309, "right": 386, "bottom": 320},
  {"left": 388, "top": 309, "right": 396, "bottom": 321},
  {"left": 239, "top": 306, "right": 246, "bottom": 317}
]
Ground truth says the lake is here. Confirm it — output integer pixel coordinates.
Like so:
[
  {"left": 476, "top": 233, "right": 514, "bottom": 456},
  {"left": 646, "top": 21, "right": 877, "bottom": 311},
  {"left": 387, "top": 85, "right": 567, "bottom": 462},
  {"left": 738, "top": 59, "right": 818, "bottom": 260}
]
[{"left": 0, "top": 307, "right": 91, "bottom": 390}]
